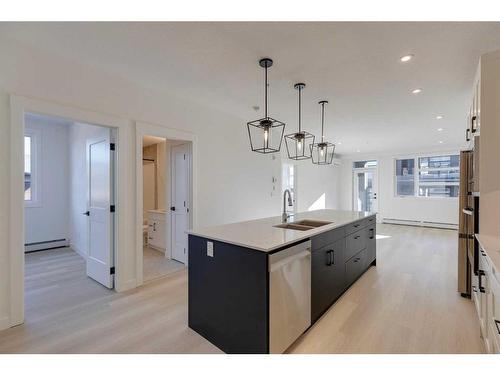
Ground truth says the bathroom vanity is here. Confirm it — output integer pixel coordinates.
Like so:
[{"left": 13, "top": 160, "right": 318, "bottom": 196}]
[{"left": 187, "top": 209, "right": 376, "bottom": 354}]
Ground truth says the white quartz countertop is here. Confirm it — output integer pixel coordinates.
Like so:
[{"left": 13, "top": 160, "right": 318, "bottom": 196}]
[
  {"left": 476, "top": 234, "right": 500, "bottom": 277},
  {"left": 187, "top": 209, "right": 375, "bottom": 252}
]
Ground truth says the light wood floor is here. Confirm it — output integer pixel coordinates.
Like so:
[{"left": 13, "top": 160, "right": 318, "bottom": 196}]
[
  {"left": 0, "top": 225, "right": 484, "bottom": 353},
  {"left": 143, "top": 246, "right": 185, "bottom": 283}
]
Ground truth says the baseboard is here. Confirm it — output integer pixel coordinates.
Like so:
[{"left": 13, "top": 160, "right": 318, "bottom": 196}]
[
  {"left": 25, "top": 238, "right": 69, "bottom": 253},
  {"left": 382, "top": 217, "right": 458, "bottom": 230},
  {"left": 70, "top": 242, "right": 88, "bottom": 259},
  {"left": 0, "top": 315, "right": 11, "bottom": 331}
]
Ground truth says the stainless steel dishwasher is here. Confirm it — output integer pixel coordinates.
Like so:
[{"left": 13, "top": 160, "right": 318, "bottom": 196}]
[{"left": 269, "top": 240, "right": 311, "bottom": 353}]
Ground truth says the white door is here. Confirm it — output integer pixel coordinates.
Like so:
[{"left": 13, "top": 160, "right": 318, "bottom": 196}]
[
  {"left": 171, "top": 143, "right": 190, "bottom": 264},
  {"left": 86, "top": 132, "right": 114, "bottom": 288},
  {"left": 353, "top": 168, "right": 378, "bottom": 213}
]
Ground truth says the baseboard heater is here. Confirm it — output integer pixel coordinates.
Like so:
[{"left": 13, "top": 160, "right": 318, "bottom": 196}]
[
  {"left": 25, "top": 239, "right": 69, "bottom": 253},
  {"left": 382, "top": 218, "right": 458, "bottom": 230}
]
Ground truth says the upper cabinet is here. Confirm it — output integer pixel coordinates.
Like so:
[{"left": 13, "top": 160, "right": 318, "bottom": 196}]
[{"left": 466, "top": 64, "right": 481, "bottom": 145}]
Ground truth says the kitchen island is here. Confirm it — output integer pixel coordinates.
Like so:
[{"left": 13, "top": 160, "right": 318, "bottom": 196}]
[{"left": 187, "top": 209, "right": 377, "bottom": 354}]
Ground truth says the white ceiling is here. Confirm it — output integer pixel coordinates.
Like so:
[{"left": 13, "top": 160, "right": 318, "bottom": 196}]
[{"left": 5, "top": 22, "right": 500, "bottom": 156}]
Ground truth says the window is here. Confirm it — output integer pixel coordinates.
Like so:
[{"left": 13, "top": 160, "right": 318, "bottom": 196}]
[
  {"left": 24, "top": 129, "right": 40, "bottom": 206},
  {"left": 24, "top": 136, "right": 32, "bottom": 200},
  {"left": 418, "top": 155, "right": 459, "bottom": 197},
  {"left": 282, "top": 163, "right": 297, "bottom": 212},
  {"left": 353, "top": 160, "right": 377, "bottom": 169},
  {"left": 395, "top": 158, "right": 415, "bottom": 196},
  {"left": 395, "top": 154, "right": 459, "bottom": 198}
]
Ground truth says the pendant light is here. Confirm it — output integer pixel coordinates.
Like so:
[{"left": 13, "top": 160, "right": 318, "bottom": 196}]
[
  {"left": 310, "top": 100, "right": 335, "bottom": 165},
  {"left": 247, "top": 58, "right": 285, "bottom": 154},
  {"left": 285, "top": 83, "right": 315, "bottom": 160}
]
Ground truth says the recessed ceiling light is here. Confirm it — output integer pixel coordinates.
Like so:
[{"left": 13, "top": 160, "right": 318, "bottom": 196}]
[
  {"left": 438, "top": 140, "right": 444, "bottom": 144},
  {"left": 337, "top": 142, "right": 342, "bottom": 145},
  {"left": 437, "top": 128, "right": 444, "bottom": 132},
  {"left": 356, "top": 149, "right": 361, "bottom": 153},
  {"left": 400, "top": 54, "right": 414, "bottom": 62},
  {"left": 412, "top": 88, "right": 422, "bottom": 94}
]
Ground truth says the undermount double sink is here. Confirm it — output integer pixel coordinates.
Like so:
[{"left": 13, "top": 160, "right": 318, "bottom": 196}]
[{"left": 274, "top": 219, "right": 332, "bottom": 231}]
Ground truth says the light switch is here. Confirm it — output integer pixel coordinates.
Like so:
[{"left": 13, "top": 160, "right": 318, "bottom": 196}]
[{"left": 207, "top": 241, "right": 214, "bottom": 257}]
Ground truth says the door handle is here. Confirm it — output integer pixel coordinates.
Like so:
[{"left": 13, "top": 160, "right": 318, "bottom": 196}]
[
  {"left": 329, "top": 250, "right": 334, "bottom": 266},
  {"left": 471, "top": 115, "right": 477, "bottom": 133},
  {"left": 170, "top": 206, "right": 176, "bottom": 211},
  {"left": 326, "top": 250, "right": 332, "bottom": 266},
  {"left": 466, "top": 128, "right": 471, "bottom": 142},
  {"left": 478, "top": 270, "right": 485, "bottom": 293},
  {"left": 82, "top": 211, "right": 90, "bottom": 216}
]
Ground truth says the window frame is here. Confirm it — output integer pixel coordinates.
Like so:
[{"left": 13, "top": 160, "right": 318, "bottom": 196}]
[
  {"left": 24, "top": 127, "right": 42, "bottom": 207},
  {"left": 394, "top": 152, "right": 460, "bottom": 199}
]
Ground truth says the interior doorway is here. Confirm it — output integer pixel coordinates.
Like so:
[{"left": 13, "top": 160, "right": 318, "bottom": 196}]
[
  {"left": 23, "top": 112, "right": 117, "bottom": 323},
  {"left": 141, "top": 135, "right": 191, "bottom": 283}
]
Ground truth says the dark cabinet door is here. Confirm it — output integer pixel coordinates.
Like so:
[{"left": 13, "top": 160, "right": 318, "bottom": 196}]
[
  {"left": 366, "top": 224, "right": 376, "bottom": 264},
  {"left": 311, "top": 239, "right": 345, "bottom": 323}
]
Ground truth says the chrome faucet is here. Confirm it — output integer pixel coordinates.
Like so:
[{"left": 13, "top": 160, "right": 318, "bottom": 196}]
[{"left": 282, "top": 189, "right": 293, "bottom": 223}]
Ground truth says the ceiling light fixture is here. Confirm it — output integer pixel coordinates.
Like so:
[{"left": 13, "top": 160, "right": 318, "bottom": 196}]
[
  {"left": 400, "top": 54, "right": 414, "bottom": 62},
  {"left": 438, "top": 140, "right": 444, "bottom": 144},
  {"left": 436, "top": 115, "right": 443, "bottom": 120},
  {"left": 284, "top": 83, "right": 315, "bottom": 160},
  {"left": 437, "top": 128, "right": 444, "bottom": 132},
  {"left": 311, "top": 101, "right": 335, "bottom": 165},
  {"left": 247, "top": 58, "right": 285, "bottom": 154},
  {"left": 412, "top": 88, "right": 422, "bottom": 94}
]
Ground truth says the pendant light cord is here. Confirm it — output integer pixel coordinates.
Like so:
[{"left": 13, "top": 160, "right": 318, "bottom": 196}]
[
  {"left": 298, "top": 86, "right": 302, "bottom": 133},
  {"left": 321, "top": 101, "right": 325, "bottom": 141},
  {"left": 264, "top": 64, "right": 268, "bottom": 119}
]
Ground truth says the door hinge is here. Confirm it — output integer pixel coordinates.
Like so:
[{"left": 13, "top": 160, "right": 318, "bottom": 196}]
[
  {"left": 110, "top": 143, "right": 116, "bottom": 151},
  {"left": 110, "top": 205, "right": 116, "bottom": 212},
  {"left": 110, "top": 267, "right": 115, "bottom": 275}
]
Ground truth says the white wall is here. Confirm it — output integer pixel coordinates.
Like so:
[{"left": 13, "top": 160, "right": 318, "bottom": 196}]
[
  {"left": 296, "top": 161, "right": 340, "bottom": 213},
  {"left": 68, "top": 122, "right": 110, "bottom": 258},
  {"left": 24, "top": 118, "right": 69, "bottom": 246},
  {"left": 339, "top": 153, "right": 459, "bottom": 225}
]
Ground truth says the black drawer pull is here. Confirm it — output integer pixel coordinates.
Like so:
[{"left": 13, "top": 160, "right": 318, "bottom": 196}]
[
  {"left": 369, "top": 228, "right": 374, "bottom": 240},
  {"left": 478, "top": 270, "right": 486, "bottom": 293},
  {"left": 354, "top": 224, "right": 360, "bottom": 228},
  {"left": 354, "top": 235, "right": 360, "bottom": 239},
  {"left": 495, "top": 319, "right": 500, "bottom": 335}
]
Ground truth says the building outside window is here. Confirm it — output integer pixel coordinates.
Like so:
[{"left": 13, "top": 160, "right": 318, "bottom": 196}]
[{"left": 395, "top": 154, "right": 459, "bottom": 198}]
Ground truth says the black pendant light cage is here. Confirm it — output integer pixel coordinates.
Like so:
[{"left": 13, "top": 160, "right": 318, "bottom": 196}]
[
  {"left": 285, "top": 83, "right": 315, "bottom": 160},
  {"left": 311, "top": 100, "right": 335, "bottom": 165},
  {"left": 247, "top": 58, "right": 285, "bottom": 154}
]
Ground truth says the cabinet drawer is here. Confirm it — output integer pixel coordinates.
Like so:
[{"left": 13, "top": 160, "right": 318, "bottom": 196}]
[
  {"left": 345, "top": 248, "right": 367, "bottom": 287},
  {"left": 345, "top": 220, "right": 366, "bottom": 235},
  {"left": 345, "top": 229, "right": 367, "bottom": 262},
  {"left": 311, "top": 227, "right": 345, "bottom": 251}
]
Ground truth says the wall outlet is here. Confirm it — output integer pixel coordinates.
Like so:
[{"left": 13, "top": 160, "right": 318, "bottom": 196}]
[{"left": 207, "top": 241, "right": 214, "bottom": 257}]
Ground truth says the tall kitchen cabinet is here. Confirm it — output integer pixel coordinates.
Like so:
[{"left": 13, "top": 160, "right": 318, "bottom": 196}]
[{"left": 464, "top": 50, "right": 500, "bottom": 354}]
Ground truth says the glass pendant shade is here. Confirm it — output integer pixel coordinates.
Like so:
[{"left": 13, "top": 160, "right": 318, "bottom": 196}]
[
  {"left": 311, "top": 141, "right": 335, "bottom": 164},
  {"left": 311, "top": 100, "right": 335, "bottom": 165},
  {"left": 285, "top": 83, "right": 315, "bottom": 160},
  {"left": 247, "top": 117, "right": 285, "bottom": 154},
  {"left": 247, "top": 58, "right": 285, "bottom": 154}
]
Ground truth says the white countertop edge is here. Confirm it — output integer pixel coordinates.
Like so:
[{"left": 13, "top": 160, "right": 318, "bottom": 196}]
[{"left": 187, "top": 209, "right": 376, "bottom": 252}]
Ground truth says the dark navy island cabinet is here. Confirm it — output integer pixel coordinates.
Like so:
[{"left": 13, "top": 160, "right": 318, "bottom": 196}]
[{"left": 188, "top": 214, "right": 377, "bottom": 354}]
